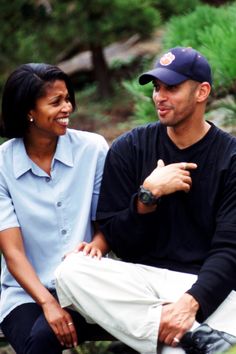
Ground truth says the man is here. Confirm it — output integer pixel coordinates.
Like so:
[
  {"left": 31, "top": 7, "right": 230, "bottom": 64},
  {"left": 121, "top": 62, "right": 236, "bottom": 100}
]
[{"left": 55, "top": 47, "right": 236, "bottom": 354}]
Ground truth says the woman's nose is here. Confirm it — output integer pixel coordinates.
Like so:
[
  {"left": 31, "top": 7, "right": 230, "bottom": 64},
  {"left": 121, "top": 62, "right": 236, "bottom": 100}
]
[{"left": 62, "top": 100, "right": 72, "bottom": 112}]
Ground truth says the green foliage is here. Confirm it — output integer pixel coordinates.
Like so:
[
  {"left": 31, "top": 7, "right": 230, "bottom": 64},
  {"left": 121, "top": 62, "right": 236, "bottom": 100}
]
[
  {"left": 163, "top": 3, "right": 236, "bottom": 92},
  {"left": 76, "top": 341, "right": 112, "bottom": 354},
  {"left": 155, "top": 0, "right": 200, "bottom": 20},
  {"left": 53, "top": 0, "right": 161, "bottom": 47},
  {"left": 123, "top": 79, "right": 156, "bottom": 124},
  {"left": 0, "top": 0, "right": 53, "bottom": 66},
  {"left": 163, "top": 5, "right": 216, "bottom": 49},
  {"left": 0, "top": 0, "right": 161, "bottom": 96}
]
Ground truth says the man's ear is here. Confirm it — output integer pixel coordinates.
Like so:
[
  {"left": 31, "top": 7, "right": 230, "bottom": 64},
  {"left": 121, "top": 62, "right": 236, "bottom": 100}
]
[{"left": 197, "top": 82, "right": 211, "bottom": 103}]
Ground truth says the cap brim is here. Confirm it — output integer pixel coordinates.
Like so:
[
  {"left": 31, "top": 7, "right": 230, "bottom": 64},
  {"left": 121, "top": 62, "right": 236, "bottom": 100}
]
[{"left": 139, "top": 68, "right": 188, "bottom": 85}]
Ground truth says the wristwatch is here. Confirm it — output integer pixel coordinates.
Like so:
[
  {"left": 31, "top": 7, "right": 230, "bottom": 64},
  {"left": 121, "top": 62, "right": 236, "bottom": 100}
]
[{"left": 138, "top": 185, "right": 159, "bottom": 205}]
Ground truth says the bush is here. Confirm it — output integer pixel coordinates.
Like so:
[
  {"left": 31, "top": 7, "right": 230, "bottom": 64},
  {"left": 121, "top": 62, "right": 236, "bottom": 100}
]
[
  {"left": 163, "top": 3, "right": 236, "bottom": 93},
  {"left": 123, "top": 79, "right": 156, "bottom": 124},
  {"left": 155, "top": 0, "right": 200, "bottom": 20}
]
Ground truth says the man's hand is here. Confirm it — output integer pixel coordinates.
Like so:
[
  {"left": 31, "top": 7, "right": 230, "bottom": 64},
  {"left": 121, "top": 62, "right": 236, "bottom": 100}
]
[
  {"left": 158, "top": 293, "right": 199, "bottom": 347},
  {"left": 144, "top": 159, "right": 197, "bottom": 198}
]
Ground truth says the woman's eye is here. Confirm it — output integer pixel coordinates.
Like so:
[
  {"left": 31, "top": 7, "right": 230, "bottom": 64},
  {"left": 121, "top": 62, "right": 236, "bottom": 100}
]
[{"left": 51, "top": 100, "right": 60, "bottom": 106}]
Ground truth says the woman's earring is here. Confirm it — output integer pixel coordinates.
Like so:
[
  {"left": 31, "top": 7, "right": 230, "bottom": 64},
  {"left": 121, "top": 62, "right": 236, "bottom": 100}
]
[{"left": 29, "top": 116, "right": 34, "bottom": 122}]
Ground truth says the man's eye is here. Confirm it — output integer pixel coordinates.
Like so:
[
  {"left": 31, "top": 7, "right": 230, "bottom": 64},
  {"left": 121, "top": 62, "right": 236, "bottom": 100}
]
[{"left": 168, "top": 85, "right": 178, "bottom": 90}]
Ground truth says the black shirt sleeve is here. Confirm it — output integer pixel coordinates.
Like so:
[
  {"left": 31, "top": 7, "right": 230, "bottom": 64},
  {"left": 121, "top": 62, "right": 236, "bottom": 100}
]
[{"left": 187, "top": 154, "right": 236, "bottom": 321}]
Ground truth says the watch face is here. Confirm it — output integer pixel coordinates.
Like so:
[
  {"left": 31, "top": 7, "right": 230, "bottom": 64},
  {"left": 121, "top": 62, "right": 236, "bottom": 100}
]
[
  {"left": 138, "top": 186, "right": 157, "bottom": 205},
  {"left": 141, "top": 192, "right": 151, "bottom": 203}
]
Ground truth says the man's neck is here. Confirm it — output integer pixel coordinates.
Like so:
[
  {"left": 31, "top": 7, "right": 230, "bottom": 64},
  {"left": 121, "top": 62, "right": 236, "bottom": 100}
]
[{"left": 167, "top": 120, "right": 211, "bottom": 150}]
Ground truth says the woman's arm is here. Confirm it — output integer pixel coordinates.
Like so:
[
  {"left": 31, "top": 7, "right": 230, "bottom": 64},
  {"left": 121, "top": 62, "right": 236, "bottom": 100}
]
[{"left": 0, "top": 227, "right": 78, "bottom": 348}]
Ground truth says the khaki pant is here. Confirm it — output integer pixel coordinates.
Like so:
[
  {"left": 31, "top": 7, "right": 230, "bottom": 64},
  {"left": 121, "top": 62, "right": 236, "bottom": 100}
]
[{"left": 55, "top": 253, "right": 236, "bottom": 354}]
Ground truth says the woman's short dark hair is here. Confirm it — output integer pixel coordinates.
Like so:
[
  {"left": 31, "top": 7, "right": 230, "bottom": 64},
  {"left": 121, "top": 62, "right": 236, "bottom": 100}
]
[{"left": 0, "top": 63, "right": 76, "bottom": 138}]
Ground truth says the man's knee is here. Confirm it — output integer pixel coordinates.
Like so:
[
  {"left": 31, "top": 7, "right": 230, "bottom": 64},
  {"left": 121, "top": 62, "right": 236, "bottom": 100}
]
[
  {"left": 55, "top": 253, "right": 93, "bottom": 308},
  {"left": 56, "top": 253, "right": 94, "bottom": 288}
]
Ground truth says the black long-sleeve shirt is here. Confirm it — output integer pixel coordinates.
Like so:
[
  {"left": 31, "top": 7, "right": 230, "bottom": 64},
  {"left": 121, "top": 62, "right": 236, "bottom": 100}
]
[{"left": 96, "top": 122, "right": 236, "bottom": 322}]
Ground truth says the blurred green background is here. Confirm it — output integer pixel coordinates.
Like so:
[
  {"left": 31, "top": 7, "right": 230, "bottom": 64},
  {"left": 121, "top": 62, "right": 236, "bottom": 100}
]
[{"left": 1, "top": 0, "right": 236, "bottom": 146}]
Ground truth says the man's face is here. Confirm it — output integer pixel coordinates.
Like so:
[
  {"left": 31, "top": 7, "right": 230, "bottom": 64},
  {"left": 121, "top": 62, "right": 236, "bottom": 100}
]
[{"left": 152, "top": 79, "right": 200, "bottom": 128}]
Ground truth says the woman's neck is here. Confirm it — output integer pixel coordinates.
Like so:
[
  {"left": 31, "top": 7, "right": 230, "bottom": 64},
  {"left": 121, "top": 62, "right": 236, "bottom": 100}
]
[{"left": 24, "top": 134, "right": 58, "bottom": 175}]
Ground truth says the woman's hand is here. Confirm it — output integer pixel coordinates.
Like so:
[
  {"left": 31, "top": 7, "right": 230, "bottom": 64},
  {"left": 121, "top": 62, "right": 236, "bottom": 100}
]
[
  {"left": 41, "top": 297, "right": 78, "bottom": 348},
  {"left": 66, "top": 241, "right": 103, "bottom": 259},
  {"left": 65, "top": 228, "right": 109, "bottom": 260}
]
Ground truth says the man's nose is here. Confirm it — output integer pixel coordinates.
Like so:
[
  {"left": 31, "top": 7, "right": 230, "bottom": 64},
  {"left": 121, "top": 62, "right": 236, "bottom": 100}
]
[{"left": 153, "top": 88, "right": 167, "bottom": 103}]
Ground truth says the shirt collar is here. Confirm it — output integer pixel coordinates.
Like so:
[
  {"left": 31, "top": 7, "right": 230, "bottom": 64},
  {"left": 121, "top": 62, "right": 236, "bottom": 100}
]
[
  {"left": 13, "top": 132, "right": 74, "bottom": 179},
  {"left": 54, "top": 133, "right": 74, "bottom": 167}
]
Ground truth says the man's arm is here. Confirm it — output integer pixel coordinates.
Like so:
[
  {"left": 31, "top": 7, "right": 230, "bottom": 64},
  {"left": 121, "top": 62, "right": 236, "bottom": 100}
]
[
  {"left": 97, "top": 140, "right": 197, "bottom": 259},
  {"left": 186, "top": 154, "right": 236, "bottom": 322}
]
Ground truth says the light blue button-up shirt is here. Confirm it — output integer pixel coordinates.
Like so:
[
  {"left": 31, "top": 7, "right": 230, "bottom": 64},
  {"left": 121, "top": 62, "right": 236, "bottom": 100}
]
[{"left": 0, "top": 129, "right": 108, "bottom": 322}]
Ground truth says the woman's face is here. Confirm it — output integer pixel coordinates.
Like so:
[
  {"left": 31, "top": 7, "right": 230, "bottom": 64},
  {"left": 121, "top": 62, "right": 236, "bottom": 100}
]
[{"left": 28, "top": 80, "right": 73, "bottom": 138}]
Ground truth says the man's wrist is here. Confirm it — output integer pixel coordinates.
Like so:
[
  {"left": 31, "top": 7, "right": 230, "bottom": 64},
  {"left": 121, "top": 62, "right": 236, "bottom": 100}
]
[
  {"left": 142, "top": 180, "right": 162, "bottom": 199},
  {"left": 136, "top": 198, "right": 157, "bottom": 214},
  {"left": 184, "top": 293, "right": 200, "bottom": 313},
  {"left": 138, "top": 185, "right": 160, "bottom": 206}
]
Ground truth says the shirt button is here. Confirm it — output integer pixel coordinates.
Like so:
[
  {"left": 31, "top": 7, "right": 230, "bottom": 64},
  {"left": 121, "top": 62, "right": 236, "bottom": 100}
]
[
  {"left": 45, "top": 177, "right": 51, "bottom": 183},
  {"left": 61, "top": 229, "right": 67, "bottom": 235},
  {"left": 57, "top": 202, "right": 62, "bottom": 207}
]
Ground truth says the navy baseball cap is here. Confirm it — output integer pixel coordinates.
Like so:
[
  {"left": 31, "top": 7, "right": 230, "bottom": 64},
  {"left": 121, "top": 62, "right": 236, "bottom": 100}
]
[{"left": 139, "top": 47, "right": 212, "bottom": 86}]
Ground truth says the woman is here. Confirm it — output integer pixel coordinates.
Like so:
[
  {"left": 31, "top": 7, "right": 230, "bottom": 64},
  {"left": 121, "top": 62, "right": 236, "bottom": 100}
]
[{"left": 0, "top": 63, "right": 108, "bottom": 353}]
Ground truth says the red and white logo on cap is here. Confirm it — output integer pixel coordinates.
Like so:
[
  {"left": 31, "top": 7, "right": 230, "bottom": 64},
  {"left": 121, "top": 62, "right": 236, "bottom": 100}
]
[{"left": 160, "top": 52, "right": 175, "bottom": 66}]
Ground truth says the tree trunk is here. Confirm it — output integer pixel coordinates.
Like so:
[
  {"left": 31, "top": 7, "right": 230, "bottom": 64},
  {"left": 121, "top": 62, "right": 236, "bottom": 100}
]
[{"left": 90, "top": 43, "right": 113, "bottom": 99}]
